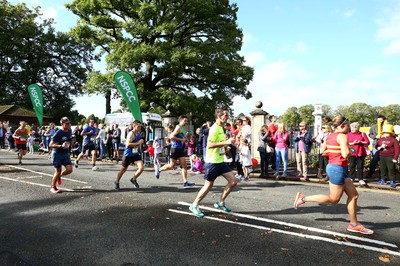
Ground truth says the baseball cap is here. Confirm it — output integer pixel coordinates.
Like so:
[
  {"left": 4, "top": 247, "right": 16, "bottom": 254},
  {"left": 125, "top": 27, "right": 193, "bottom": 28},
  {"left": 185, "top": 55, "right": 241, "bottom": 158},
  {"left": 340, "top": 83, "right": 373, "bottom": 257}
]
[{"left": 60, "top": 117, "right": 71, "bottom": 124}]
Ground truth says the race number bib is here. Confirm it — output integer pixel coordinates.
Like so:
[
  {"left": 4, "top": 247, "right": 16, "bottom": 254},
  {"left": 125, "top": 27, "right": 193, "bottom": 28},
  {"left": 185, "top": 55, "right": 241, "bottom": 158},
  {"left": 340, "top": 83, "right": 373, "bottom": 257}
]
[
  {"left": 219, "top": 147, "right": 225, "bottom": 155},
  {"left": 20, "top": 137, "right": 26, "bottom": 141},
  {"left": 132, "top": 147, "right": 139, "bottom": 154},
  {"left": 90, "top": 137, "right": 96, "bottom": 142}
]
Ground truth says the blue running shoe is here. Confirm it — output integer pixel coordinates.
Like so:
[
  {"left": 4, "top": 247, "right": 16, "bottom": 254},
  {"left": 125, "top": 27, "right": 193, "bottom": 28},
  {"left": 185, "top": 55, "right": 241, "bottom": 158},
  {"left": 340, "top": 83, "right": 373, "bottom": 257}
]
[
  {"left": 189, "top": 204, "right": 204, "bottom": 218},
  {"left": 183, "top": 182, "right": 195, "bottom": 188},
  {"left": 390, "top": 181, "right": 396, "bottom": 188},
  {"left": 377, "top": 179, "right": 386, "bottom": 185}
]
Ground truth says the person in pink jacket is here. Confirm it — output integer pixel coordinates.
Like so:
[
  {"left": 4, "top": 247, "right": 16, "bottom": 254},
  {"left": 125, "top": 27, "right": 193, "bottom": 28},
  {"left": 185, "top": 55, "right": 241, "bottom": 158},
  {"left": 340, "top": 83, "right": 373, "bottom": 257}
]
[
  {"left": 273, "top": 123, "right": 290, "bottom": 179},
  {"left": 347, "top": 122, "right": 370, "bottom": 186}
]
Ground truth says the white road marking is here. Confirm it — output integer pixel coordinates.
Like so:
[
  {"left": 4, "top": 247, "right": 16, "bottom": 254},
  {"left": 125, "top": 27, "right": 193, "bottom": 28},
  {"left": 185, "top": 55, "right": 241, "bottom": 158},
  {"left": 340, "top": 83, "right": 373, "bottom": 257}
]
[
  {"left": 5, "top": 164, "right": 88, "bottom": 184},
  {"left": 177, "top": 201, "right": 397, "bottom": 248},
  {"left": 169, "top": 208, "right": 400, "bottom": 257},
  {"left": 0, "top": 176, "right": 74, "bottom": 192}
]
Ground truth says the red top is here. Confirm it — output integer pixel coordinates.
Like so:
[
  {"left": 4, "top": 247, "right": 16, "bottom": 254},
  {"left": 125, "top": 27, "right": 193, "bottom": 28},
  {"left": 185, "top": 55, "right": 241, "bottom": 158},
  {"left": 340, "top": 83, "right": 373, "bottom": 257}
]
[
  {"left": 325, "top": 132, "right": 348, "bottom": 166},
  {"left": 14, "top": 128, "right": 28, "bottom": 145},
  {"left": 146, "top": 145, "right": 155, "bottom": 156}
]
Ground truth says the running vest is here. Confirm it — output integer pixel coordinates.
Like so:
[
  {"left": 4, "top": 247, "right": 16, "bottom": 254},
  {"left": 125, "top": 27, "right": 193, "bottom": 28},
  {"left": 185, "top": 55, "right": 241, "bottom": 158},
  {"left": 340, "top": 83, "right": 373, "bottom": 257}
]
[
  {"left": 172, "top": 126, "right": 185, "bottom": 149},
  {"left": 123, "top": 132, "right": 141, "bottom": 157},
  {"left": 325, "top": 132, "right": 348, "bottom": 166},
  {"left": 15, "top": 128, "right": 28, "bottom": 145}
]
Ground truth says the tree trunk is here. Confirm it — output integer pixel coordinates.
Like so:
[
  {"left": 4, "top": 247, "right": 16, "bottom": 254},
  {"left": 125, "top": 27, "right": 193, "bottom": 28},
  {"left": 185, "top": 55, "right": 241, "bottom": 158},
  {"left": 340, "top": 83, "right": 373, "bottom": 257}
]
[{"left": 105, "top": 90, "right": 111, "bottom": 114}]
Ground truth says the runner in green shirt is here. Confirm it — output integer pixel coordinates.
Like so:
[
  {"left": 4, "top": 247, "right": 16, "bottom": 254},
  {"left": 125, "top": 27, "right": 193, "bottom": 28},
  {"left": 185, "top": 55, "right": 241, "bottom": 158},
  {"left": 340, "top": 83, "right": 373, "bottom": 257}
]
[{"left": 189, "top": 109, "right": 238, "bottom": 217}]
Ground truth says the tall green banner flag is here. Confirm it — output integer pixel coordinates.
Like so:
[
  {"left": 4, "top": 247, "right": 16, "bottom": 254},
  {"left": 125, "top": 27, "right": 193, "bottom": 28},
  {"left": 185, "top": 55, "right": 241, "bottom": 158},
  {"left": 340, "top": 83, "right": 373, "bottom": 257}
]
[
  {"left": 27, "top": 84, "right": 44, "bottom": 126},
  {"left": 114, "top": 71, "right": 142, "bottom": 123}
]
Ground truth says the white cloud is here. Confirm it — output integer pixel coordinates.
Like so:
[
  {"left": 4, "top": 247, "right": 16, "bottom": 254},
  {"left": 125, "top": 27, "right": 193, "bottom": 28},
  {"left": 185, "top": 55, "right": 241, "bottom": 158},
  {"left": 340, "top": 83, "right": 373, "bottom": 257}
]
[
  {"left": 233, "top": 54, "right": 399, "bottom": 117},
  {"left": 41, "top": 7, "right": 58, "bottom": 22},
  {"left": 343, "top": 9, "right": 356, "bottom": 18},
  {"left": 376, "top": 3, "right": 400, "bottom": 55}
]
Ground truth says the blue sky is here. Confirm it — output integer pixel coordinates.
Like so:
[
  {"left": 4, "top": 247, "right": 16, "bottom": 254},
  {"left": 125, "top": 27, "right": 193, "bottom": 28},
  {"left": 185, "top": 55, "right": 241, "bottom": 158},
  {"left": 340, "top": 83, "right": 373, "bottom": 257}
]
[{"left": 11, "top": 0, "right": 400, "bottom": 118}]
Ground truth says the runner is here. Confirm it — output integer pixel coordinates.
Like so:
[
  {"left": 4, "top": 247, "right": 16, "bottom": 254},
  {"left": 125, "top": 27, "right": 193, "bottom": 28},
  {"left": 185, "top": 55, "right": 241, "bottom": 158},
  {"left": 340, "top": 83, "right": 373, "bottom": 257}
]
[
  {"left": 189, "top": 109, "right": 238, "bottom": 218},
  {"left": 49, "top": 117, "right": 73, "bottom": 193},
  {"left": 13, "top": 121, "right": 29, "bottom": 165},
  {"left": 155, "top": 115, "right": 195, "bottom": 188},
  {"left": 74, "top": 119, "right": 98, "bottom": 170},
  {"left": 293, "top": 115, "right": 374, "bottom": 235},
  {"left": 114, "top": 120, "right": 145, "bottom": 191}
]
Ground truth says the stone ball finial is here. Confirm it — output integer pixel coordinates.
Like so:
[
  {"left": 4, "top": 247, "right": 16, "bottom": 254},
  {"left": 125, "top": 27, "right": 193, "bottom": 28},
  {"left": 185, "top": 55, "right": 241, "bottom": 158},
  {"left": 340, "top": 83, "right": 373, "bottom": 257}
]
[
  {"left": 166, "top": 104, "right": 171, "bottom": 110},
  {"left": 255, "top": 101, "right": 263, "bottom": 108}
]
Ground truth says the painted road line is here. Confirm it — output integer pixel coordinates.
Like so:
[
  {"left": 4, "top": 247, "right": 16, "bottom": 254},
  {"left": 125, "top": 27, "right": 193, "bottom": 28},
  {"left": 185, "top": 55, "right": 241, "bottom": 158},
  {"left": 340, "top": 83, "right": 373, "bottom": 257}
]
[
  {"left": 6, "top": 164, "right": 88, "bottom": 184},
  {"left": 0, "top": 176, "right": 74, "bottom": 192},
  {"left": 169, "top": 208, "right": 400, "bottom": 257},
  {"left": 177, "top": 201, "right": 397, "bottom": 249}
]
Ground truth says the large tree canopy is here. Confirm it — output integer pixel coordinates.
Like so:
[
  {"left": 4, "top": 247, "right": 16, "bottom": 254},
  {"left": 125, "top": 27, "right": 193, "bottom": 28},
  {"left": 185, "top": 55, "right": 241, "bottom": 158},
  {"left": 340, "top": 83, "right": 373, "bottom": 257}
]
[
  {"left": 66, "top": 0, "right": 254, "bottom": 120},
  {"left": 0, "top": 1, "right": 95, "bottom": 123}
]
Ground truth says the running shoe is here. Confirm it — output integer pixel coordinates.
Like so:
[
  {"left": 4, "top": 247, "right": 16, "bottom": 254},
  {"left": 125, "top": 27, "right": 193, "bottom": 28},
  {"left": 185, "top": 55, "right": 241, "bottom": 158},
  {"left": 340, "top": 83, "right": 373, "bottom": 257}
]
[
  {"left": 293, "top": 192, "right": 305, "bottom": 209},
  {"left": 376, "top": 179, "right": 386, "bottom": 185},
  {"left": 273, "top": 172, "right": 280, "bottom": 177},
  {"left": 189, "top": 204, "right": 204, "bottom": 218},
  {"left": 281, "top": 173, "right": 288, "bottom": 178},
  {"left": 18, "top": 161, "right": 22, "bottom": 166},
  {"left": 390, "top": 181, "right": 396, "bottom": 188},
  {"left": 235, "top": 174, "right": 243, "bottom": 180},
  {"left": 302, "top": 176, "right": 310, "bottom": 181},
  {"left": 130, "top": 178, "right": 140, "bottom": 188},
  {"left": 214, "top": 202, "right": 232, "bottom": 212},
  {"left": 92, "top": 165, "right": 99, "bottom": 171},
  {"left": 50, "top": 186, "right": 60, "bottom": 194},
  {"left": 183, "top": 182, "right": 195, "bottom": 188},
  {"left": 347, "top": 223, "right": 374, "bottom": 235},
  {"left": 57, "top": 177, "right": 62, "bottom": 185},
  {"left": 155, "top": 165, "right": 160, "bottom": 179},
  {"left": 74, "top": 161, "right": 79, "bottom": 168},
  {"left": 114, "top": 181, "right": 120, "bottom": 191},
  {"left": 359, "top": 180, "right": 366, "bottom": 186}
]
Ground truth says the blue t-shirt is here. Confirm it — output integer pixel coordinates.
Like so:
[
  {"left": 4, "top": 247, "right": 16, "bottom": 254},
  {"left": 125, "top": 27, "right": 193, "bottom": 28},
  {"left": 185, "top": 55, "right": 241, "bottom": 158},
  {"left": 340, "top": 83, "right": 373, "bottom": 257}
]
[
  {"left": 82, "top": 125, "right": 96, "bottom": 146},
  {"left": 124, "top": 132, "right": 142, "bottom": 157},
  {"left": 51, "top": 129, "right": 72, "bottom": 155}
]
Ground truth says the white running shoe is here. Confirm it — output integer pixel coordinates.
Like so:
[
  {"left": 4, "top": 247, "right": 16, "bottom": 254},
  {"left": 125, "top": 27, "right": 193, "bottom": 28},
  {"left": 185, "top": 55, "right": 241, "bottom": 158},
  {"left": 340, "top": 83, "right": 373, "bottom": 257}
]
[{"left": 92, "top": 165, "right": 99, "bottom": 171}]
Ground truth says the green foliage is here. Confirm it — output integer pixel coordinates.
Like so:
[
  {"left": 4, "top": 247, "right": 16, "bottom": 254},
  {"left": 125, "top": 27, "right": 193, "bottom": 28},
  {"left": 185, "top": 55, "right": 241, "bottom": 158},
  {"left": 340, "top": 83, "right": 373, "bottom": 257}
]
[
  {"left": 282, "top": 103, "right": 400, "bottom": 128},
  {"left": 0, "top": 1, "right": 95, "bottom": 122},
  {"left": 66, "top": 0, "right": 254, "bottom": 123}
]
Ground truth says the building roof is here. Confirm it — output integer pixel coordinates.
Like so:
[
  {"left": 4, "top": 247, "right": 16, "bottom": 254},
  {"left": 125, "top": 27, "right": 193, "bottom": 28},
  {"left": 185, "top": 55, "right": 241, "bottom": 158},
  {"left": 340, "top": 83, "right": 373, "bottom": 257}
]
[{"left": 0, "top": 105, "right": 50, "bottom": 118}]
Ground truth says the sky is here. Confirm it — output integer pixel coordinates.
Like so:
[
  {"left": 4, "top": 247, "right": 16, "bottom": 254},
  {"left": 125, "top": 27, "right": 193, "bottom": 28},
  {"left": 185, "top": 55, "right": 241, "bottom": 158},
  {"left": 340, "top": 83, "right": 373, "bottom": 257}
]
[{"left": 11, "top": 0, "right": 400, "bottom": 118}]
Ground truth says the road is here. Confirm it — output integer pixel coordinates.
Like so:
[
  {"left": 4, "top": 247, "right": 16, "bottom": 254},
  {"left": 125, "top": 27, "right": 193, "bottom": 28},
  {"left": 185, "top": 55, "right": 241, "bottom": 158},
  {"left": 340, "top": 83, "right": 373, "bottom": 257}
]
[{"left": 0, "top": 151, "right": 399, "bottom": 265}]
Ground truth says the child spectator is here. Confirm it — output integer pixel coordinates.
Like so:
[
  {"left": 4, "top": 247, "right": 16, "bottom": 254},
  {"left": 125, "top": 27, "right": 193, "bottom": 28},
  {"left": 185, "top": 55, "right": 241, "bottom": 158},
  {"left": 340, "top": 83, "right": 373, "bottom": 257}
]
[
  {"left": 240, "top": 138, "right": 252, "bottom": 181},
  {"left": 224, "top": 133, "right": 233, "bottom": 165},
  {"left": 191, "top": 154, "right": 204, "bottom": 173},
  {"left": 153, "top": 137, "right": 162, "bottom": 167},
  {"left": 375, "top": 124, "right": 399, "bottom": 188},
  {"left": 187, "top": 135, "right": 196, "bottom": 169},
  {"left": 144, "top": 141, "right": 155, "bottom": 166},
  {"left": 27, "top": 134, "right": 35, "bottom": 154}
]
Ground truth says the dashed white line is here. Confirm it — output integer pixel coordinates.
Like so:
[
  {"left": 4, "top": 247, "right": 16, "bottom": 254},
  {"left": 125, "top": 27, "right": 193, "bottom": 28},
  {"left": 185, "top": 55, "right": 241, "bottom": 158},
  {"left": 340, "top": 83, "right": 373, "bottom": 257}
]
[
  {"left": 0, "top": 176, "right": 74, "bottom": 192},
  {"left": 177, "top": 201, "right": 397, "bottom": 248},
  {"left": 170, "top": 202, "right": 400, "bottom": 257},
  {"left": 5, "top": 164, "right": 88, "bottom": 184}
]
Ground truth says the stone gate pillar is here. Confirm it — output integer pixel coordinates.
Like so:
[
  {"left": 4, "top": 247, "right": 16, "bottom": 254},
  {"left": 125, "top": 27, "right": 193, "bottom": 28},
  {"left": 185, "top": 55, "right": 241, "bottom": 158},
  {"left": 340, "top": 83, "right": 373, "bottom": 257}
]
[
  {"left": 250, "top": 101, "right": 269, "bottom": 162},
  {"left": 162, "top": 105, "right": 177, "bottom": 144}
]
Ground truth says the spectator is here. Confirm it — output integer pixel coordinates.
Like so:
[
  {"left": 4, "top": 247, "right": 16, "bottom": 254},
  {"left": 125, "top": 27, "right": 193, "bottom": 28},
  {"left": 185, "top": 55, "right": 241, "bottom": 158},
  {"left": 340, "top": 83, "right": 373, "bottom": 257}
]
[{"left": 347, "top": 122, "right": 370, "bottom": 186}]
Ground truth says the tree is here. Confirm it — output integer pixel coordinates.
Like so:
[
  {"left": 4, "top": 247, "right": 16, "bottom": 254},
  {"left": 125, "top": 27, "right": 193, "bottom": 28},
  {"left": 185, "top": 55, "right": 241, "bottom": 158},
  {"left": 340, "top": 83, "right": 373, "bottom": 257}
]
[
  {"left": 0, "top": 1, "right": 95, "bottom": 122},
  {"left": 298, "top": 104, "right": 314, "bottom": 126},
  {"left": 66, "top": 0, "right": 254, "bottom": 123},
  {"left": 382, "top": 104, "right": 400, "bottom": 125},
  {"left": 280, "top": 107, "right": 300, "bottom": 131}
]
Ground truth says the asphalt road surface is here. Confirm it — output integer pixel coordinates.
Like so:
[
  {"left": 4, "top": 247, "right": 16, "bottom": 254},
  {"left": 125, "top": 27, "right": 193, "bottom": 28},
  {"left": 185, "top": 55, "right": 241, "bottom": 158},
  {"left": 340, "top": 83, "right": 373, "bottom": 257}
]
[{"left": 1, "top": 151, "right": 399, "bottom": 265}]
